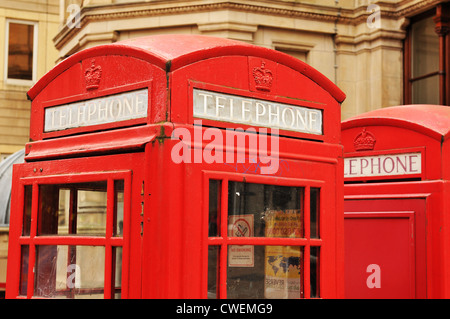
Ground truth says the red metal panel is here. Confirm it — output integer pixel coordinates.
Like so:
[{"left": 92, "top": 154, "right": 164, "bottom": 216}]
[
  {"left": 11, "top": 35, "right": 345, "bottom": 299},
  {"left": 343, "top": 104, "right": 450, "bottom": 299},
  {"left": 344, "top": 183, "right": 443, "bottom": 298},
  {"left": 172, "top": 57, "right": 341, "bottom": 143},
  {"left": 139, "top": 129, "right": 344, "bottom": 298},
  {"left": 345, "top": 211, "right": 415, "bottom": 299},
  {"left": 25, "top": 126, "right": 158, "bottom": 161}
]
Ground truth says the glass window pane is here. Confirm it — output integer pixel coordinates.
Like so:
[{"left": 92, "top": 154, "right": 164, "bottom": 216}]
[
  {"left": 39, "top": 182, "right": 107, "bottom": 236},
  {"left": 208, "top": 246, "right": 219, "bottom": 299},
  {"left": 310, "top": 246, "right": 320, "bottom": 298},
  {"left": 19, "top": 245, "right": 29, "bottom": 296},
  {"left": 227, "top": 245, "right": 304, "bottom": 299},
  {"left": 34, "top": 245, "right": 105, "bottom": 299},
  {"left": 228, "top": 182, "right": 304, "bottom": 238},
  {"left": 411, "top": 16, "right": 439, "bottom": 78},
  {"left": 8, "top": 23, "right": 34, "bottom": 81},
  {"left": 114, "top": 181, "right": 124, "bottom": 237},
  {"left": 77, "top": 186, "right": 107, "bottom": 235},
  {"left": 310, "top": 188, "right": 320, "bottom": 239},
  {"left": 39, "top": 185, "right": 61, "bottom": 235},
  {"left": 57, "top": 189, "right": 70, "bottom": 235},
  {"left": 22, "top": 185, "right": 32, "bottom": 236},
  {"left": 113, "top": 246, "right": 122, "bottom": 299},
  {"left": 209, "top": 180, "right": 221, "bottom": 237},
  {"left": 412, "top": 75, "right": 440, "bottom": 105}
]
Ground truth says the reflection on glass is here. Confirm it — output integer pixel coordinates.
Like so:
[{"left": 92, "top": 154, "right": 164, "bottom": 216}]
[
  {"left": 310, "top": 246, "right": 320, "bottom": 298},
  {"left": 410, "top": 16, "right": 440, "bottom": 104},
  {"left": 227, "top": 245, "right": 304, "bottom": 299},
  {"left": 411, "top": 17, "right": 439, "bottom": 78},
  {"left": 7, "top": 23, "right": 34, "bottom": 81},
  {"left": 209, "top": 180, "right": 221, "bottom": 237},
  {"left": 77, "top": 188, "right": 107, "bottom": 235},
  {"left": 228, "top": 182, "right": 304, "bottom": 238},
  {"left": 39, "top": 182, "right": 107, "bottom": 236},
  {"left": 412, "top": 75, "right": 440, "bottom": 105},
  {"left": 19, "top": 245, "right": 29, "bottom": 296},
  {"left": 207, "top": 246, "right": 219, "bottom": 299},
  {"left": 113, "top": 246, "right": 122, "bottom": 299},
  {"left": 310, "top": 188, "right": 320, "bottom": 239},
  {"left": 34, "top": 245, "right": 105, "bottom": 299},
  {"left": 115, "top": 181, "right": 124, "bottom": 237},
  {"left": 22, "top": 185, "right": 32, "bottom": 236}
]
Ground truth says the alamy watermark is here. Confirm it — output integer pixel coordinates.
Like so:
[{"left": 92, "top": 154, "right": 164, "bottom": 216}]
[
  {"left": 65, "top": 3, "right": 81, "bottom": 29},
  {"left": 367, "top": 3, "right": 381, "bottom": 29},
  {"left": 171, "top": 121, "right": 280, "bottom": 175}
]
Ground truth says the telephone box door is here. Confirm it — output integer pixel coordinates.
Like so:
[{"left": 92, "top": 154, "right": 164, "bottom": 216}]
[
  {"left": 344, "top": 198, "right": 426, "bottom": 299},
  {"left": 6, "top": 152, "right": 145, "bottom": 299}
]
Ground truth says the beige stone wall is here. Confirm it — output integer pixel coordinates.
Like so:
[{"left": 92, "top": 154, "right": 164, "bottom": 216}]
[
  {"left": 0, "top": 0, "right": 60, "bottom": 157},
  {"left": 0, "top": 228, "right": 8, "bottom": 292},
  {"left": 54, "top": 0, "right": 444, "bottom": 120},
  {"left": 0, "top": 0, "right": 60, "bottom": 290}
]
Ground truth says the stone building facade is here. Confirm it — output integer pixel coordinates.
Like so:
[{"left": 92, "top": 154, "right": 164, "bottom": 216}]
[
  {"left": 55, "top": 0, "right": 450, "bottom": 120},
  {"left": 0, "top": 0, "right": 59, "bottom": 295},
  {"left": 0, "top": 0, "right": 59, "bottom": 159}
]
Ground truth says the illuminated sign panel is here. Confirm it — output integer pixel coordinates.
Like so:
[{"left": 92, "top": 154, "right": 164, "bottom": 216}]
[
  {"left": 344, "top": 153, "right": 422, "bottom": 178},
  {"left": 44, "top": 89, "right": 148, "bottom": 132},
  {"left": 193, "top": 89, "right": 323, "bottom": 135}
]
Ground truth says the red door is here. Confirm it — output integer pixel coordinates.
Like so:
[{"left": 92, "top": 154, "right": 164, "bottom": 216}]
[
  {"left": 6, "top": 152, "right": 145, "bottom": 299},
  {"left": 344, "top": 198, "right": 426, "bottom": 299}
]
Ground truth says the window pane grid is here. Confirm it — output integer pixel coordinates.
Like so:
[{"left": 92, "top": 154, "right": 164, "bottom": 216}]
[
  {"left": 208, "top": 178, "right": 321, "bottom": 299},
  {"left": 7, "top": 21, "right": 35, "bottom": 81},
  {"left": 18, "top": 174, "right": 128, "bottom": 299}
]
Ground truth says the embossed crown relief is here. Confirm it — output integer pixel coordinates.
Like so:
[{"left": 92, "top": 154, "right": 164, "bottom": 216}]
[
  {"left": 85, "top": 59, "right": 102, "bottom": 90},
  {"left": 354, "top": 128, "right": 376, "bottom": 151},
  {"left": 253, "top": 61, "right": 273, "bottom": 92}
]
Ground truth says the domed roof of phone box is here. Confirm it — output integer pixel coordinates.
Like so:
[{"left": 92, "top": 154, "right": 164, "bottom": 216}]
[
  {"left": 27, "top": 34, "right": 345, "bottom": 103},
  {"left": 342, "top": 104, "right": 450, "bottom": 141}
]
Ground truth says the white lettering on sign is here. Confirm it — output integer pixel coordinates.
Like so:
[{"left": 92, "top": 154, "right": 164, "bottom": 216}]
[
  {"left": 344, "top": 153, "right": 422, "bottom": 178},
  {"left": 193, "top": 89, "right": 323, "bottom": 135},
  {"left": 44, "top": 89, "right": 148, "bottom": 132}
]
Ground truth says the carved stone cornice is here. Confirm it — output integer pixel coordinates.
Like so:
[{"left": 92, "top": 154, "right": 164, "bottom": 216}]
[
  {"left": 395, "top": 0, "right": 448, "bottom": 17},
  {"left": 433, "top": 2, "right": 450, "bottom": 35},
  {"left": 54, "top": 0, "right": 450, "bottom": 50},
  {"left": 54, "top": 1, "right": 354, "bottom": 48}
]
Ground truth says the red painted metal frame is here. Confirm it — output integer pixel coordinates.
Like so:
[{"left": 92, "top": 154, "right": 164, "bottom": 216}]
[
  {"left": 342, "top": 105, "right": 450, "bottom": 298},
  {"left": 7, "top": 153, "right": 145, "bottom": 299},
  {"left": 202, "top": 171, "right": 325, "bottom": 299},
  {"left": 344, "top": 209, "right": 417, "bottom": 298},
  {"left": 7, "top": 35, "right": 346, "bottom": 299},
  {"left": 344, "top": 183, "right": 440, "bottom": 298},
  {"left": 139, "top": 131, "right": 344, "bottom": 298},
  {"left": 12, "top": 171, "right": 131, "bottom": 299}
]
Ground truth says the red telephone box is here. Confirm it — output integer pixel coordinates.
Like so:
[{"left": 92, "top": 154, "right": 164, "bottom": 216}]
[
  {"left": 342, "top": 104, "right": 450, "bottom": 299},
  {"left": 6, "top": 34, "right": 346, "bottom": 299}
]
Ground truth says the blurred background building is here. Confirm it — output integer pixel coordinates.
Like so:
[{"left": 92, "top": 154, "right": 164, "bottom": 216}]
[
  {"left": 0, "top": 0, "right": 449, "bottom": 297},
  {"left": 0, "top": 0, "right": 59, "bottom": 297}
]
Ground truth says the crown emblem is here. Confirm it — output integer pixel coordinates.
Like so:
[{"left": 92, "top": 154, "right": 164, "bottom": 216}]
[
  {"left": 85, "top": 60, "right": 102, "bottom": 90},
  {"left": 354, "top": 128, "right": 376, "bottom": 151},
  {"left": 253, "top": 62, "right": 273, "bottom": 92}
]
